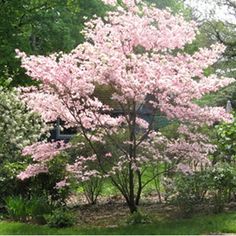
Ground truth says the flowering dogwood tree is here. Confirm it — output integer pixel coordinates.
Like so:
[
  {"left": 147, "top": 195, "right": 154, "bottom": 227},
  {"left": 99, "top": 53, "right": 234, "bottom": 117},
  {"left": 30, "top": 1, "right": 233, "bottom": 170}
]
[{"left": 16, "top": 0, "right": 234, "bottom": 212}]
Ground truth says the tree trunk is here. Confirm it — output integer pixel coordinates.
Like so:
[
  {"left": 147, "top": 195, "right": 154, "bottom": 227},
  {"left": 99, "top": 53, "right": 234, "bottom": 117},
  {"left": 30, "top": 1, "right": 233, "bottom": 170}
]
[
  {"left": 128, "top": 201, "right": 138, "bottom": 213},
  {"left": 128, "top": 163, "right": 137, "bottom": 213},
  {"left": 135, "top": 170, "right": 142, "bottom": 205}
]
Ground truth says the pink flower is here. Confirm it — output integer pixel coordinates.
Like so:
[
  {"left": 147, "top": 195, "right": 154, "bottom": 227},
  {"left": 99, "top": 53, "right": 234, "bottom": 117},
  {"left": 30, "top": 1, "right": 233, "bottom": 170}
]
[
  {"left": 55, "top": 179, "right": 70, "bottom": 189},
  {"left": 105, "top": 152, "right": 112, "bottom": 157},
  {"left": 17, "top": 164, "right": 48, "bottom": 180},
  {"left": 177, "top": 163, "right": 193, "bottom": 175},
  {"left": 22, "top": 141, "right": 70, "bottom": 162}
]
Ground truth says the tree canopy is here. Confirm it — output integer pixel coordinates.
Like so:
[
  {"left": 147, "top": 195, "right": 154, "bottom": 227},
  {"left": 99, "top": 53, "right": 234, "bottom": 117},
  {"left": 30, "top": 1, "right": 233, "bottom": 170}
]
[{"left": 0, "top": 0, "right": 108, "bottom": 86}]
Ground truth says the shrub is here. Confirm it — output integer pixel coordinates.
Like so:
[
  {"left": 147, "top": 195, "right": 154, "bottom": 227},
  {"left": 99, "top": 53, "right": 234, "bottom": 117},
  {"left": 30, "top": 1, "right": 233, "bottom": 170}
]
[
  {"left": 5, "top": 196, "right": 28, "bottom": 222},
  {"left": 209, "top": 162, "right": 236, "bottom": 213},
  {"left": 82, "top": 177, "right": 103, "bottom": 205},
  {"left": 5, "top": 195, "right": 51, "bottom": 224},
  {"left": 167, "top": 162, "right": 236, "bottom": 216},
  {"left": 168, "top": 171, "right": 210, "bottom": 217},
  {"left": 27, "top": 196, "right": 52, "bottom": 224},
  {"left": 0, "top": 87, "right": 44, "bottom": 160},
  {"left": 0, "top": 86, "right": 44, "bottom": 204},
  {"left": 126, "top": 211, "right": 152, "bottom": 225},
  {"left": 45, "top": 208, "right": 76, "bottom": 228},
  {"left": 216, "top": 115, "right": 236, "bottom": 162}
]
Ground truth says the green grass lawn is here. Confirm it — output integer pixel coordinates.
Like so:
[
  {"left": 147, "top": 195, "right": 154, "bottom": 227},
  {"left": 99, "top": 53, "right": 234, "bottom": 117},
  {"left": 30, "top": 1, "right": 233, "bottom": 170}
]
[{"left": 1, "top": 211, "right": 236, "bottom": 235}]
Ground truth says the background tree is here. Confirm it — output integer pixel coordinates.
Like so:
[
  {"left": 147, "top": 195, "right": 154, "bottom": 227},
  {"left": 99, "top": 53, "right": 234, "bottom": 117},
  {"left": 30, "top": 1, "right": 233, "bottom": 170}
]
[
  {"left": 184, "top": 0, "right": 236, "bottom": 108},
  {"left": 0, "top": 0, "right": 108, "bottom": 86},
  {"left": 147, "top": 0, "right": 191, "bottom": 18}
]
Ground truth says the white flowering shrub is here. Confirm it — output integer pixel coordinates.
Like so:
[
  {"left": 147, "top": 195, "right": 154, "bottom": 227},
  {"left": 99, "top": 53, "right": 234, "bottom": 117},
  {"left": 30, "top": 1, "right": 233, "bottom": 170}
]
[
  {"left": 0, "top": 87, "right": 45, "bottom": 159},
  {"left": 0, "top": 85, "right": 45, "bottom": 202}
]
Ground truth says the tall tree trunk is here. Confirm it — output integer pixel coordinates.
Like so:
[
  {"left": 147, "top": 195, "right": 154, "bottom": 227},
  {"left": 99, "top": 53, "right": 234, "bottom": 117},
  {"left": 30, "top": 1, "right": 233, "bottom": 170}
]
[
  {"left": 128, "top": 163, "right": 137, "bottom": 213},
  {"left": 135, "top": 170, "right": 142, "bottom": 205},
  {"left": 126, "top": 101, "right": 139, "bottom": 213},
  {"left": 128, "top": 201, "right": 137, "bottom": 213}
]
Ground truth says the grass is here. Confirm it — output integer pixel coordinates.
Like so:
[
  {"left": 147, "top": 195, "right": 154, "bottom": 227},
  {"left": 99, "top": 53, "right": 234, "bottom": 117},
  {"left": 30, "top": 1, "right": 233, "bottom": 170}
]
[{"left": 1, "top": 211, "right": 236, "bottom": 235}]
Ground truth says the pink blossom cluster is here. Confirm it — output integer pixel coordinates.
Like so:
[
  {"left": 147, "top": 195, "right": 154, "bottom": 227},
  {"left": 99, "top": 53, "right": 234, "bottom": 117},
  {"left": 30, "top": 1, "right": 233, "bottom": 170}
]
[
  {"left": 136, "top": 117, "right": 149, "bottom": 129},
  {"left": 138, "top": 124, "right": 216, "bottom": 173},
  {"left": 176, "top": 163, "right": 193, "bottom": 175},
  {"left": 17, "top": 141, "right": 70, "bottom": 180},
  {"left": 166, "top": 125, "right": 217, "bottom": 166},
  {"left": 66, "top": 155, "right": 101, "bottom": 182},
  {"left": 22, "top": 141, "right": 70, "bottom": 162},
  {"left": 55, "top": 179, "right": 70, "bottom": 189},
  {"left": 17, "top": 164, "right": 48, "bottom": 180}
]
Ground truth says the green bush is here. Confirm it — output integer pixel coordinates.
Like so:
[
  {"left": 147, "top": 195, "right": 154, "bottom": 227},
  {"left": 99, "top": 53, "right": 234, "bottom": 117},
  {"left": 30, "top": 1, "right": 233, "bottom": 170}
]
[
  {"left": 82, "top": 177, "right": 103, "bottom": 205},
  {"left": 45, "top": 208, "right": 76, "bottom": 228},
  {"left": 27, "top": 196, "right": 52, "bottom": 224},
  {"left": 5, "top": 195, "right": 51, "bottom": 224},
  {"left": 5, "top": 196, "right": 28, "bottom": 222},
  {"left": 209, "top": 162, "right": 236, "bottom": 213},
  {"left": 126, "top": 211, "right": 151, "bottom": 225},
  {"left": 216, "top": 115, "right": 236, "bottom": 161},
  {"left": 168, "top": 171, "right": 209, "bottom": 217},
  {"left": 168, "top": 162, "right": 236, "bottom": 216}
]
